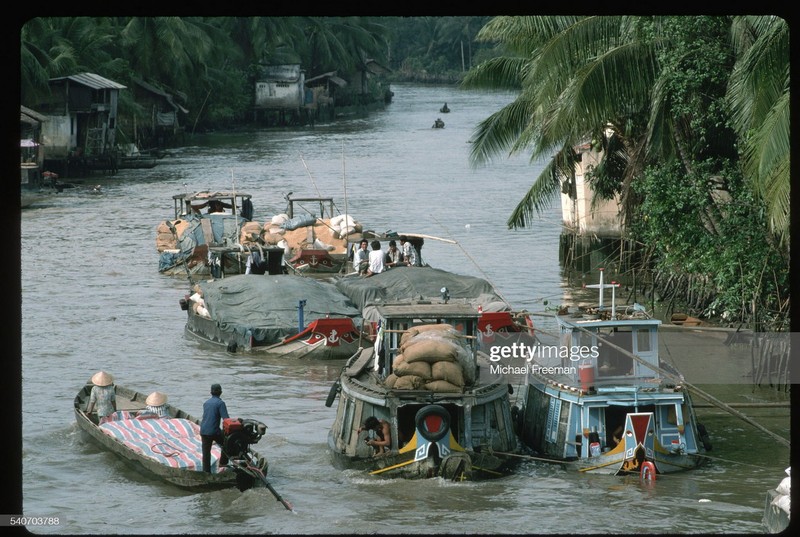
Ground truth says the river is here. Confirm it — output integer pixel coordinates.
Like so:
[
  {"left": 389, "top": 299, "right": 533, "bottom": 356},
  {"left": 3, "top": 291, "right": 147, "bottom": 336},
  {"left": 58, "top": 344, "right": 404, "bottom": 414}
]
[{"left": 17, "top": 83, "right": 789, "bottom": 534}]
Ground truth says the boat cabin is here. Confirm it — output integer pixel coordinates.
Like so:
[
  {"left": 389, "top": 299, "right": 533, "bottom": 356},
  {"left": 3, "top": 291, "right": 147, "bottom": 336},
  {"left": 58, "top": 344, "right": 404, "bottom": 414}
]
[
  {"left": 374, "top": 303, "right": 479, "bottom": 379},
  {"left": 558, "top": 316, "right": 662, "bottom": 391},
  {"left": 172, "top": 190, "right": 254, "bottom": 220}
]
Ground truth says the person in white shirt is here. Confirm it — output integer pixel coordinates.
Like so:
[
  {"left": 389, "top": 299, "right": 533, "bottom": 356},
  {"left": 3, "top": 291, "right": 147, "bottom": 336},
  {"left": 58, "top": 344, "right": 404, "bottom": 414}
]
[
  {"left": 353, "top": 239, "right": 369, "bottom": 274},
  {"left": 366, "top": 240, "right": 385, "bottom": 276}
]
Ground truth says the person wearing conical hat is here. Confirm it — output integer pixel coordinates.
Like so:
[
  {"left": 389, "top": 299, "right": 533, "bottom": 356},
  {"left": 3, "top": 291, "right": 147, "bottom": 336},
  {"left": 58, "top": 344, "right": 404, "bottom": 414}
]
[
  {"left": 85, "top": 371, "right": 116, "bottom": 423},
  {"left": 138, "top": 391, "right": 169, "bottom": 418}
]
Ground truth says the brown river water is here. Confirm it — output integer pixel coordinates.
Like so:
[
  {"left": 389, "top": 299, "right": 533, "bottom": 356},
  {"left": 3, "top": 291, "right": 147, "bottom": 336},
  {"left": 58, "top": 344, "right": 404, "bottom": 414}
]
[{"left": 16, "top": 84, "right": 789, "bottom": 534}]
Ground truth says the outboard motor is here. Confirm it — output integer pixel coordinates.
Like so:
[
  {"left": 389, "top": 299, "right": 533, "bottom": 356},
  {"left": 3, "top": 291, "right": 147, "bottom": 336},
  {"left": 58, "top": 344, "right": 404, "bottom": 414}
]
[
  {"left": 222, "top": 417, "right": 267, "bottom": 459},
  {"left": 222, "top": 418, "right": 268, "bottom": 492}
]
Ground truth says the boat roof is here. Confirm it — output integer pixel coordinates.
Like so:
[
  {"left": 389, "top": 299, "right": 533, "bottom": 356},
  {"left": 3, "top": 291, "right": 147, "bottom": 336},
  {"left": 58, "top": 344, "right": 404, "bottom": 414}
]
[
  {"left": 557, "top": 315, "right": 662, "bottom": 330},
  {"left": 376, "top": 302, "right": 479, "bottom": 320},
  {"left": 335, "top": 266, "right": 509, "bottom": 319},
  {"left": 173, "top": 190, "right": 252, "bottom": 202}
]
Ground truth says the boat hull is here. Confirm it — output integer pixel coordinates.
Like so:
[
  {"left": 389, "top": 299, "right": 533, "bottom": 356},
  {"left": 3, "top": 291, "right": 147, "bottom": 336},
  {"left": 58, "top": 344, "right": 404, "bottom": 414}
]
[
  {"left": 519, "top": 377, "right": 707, "bottom": 475},
  {"left": 74, "top": 384, "right": 268, "bottom": 490},
  {"left": 327, "top": 347, "right": 519, "bottom": 480}
]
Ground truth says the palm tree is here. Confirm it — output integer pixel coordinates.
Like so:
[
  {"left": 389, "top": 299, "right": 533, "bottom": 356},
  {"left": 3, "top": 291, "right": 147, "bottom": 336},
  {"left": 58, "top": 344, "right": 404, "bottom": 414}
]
[
  {"left": 727, "top": 15, "right": 790, "bottom": 247},
  {"left": 462, "top": 16, "right": 664, "bottom": 229}
]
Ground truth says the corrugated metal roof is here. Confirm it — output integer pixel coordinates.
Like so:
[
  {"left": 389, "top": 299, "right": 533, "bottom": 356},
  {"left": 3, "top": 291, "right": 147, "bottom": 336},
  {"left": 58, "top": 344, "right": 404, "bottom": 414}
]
[
  {"left": 21, "top": 105, "right": 48, "bottom": 123},
  {"left": 49, "top": 72, "right": 127, "bottom": 90}
]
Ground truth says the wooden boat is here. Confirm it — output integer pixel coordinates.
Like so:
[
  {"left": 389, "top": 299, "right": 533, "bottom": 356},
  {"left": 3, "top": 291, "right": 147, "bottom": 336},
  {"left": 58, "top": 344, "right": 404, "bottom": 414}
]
[
  {"left": 183, "top": 273, "right": 365, "bottom": 359},
  {"left": 158, "top": 192, "right": 360, "bottom": 279},
  {"left": 325, "top": 302, "right": 521, "bottom": 480},
  {"left": 516, "top": 269, "right": 711, "bottom": 475},
  {"left": 157, "top": 190, "right": 258, "bottom": 277},
  {"left": 74, "top": 383, "right": 269, "bottom": 491}
]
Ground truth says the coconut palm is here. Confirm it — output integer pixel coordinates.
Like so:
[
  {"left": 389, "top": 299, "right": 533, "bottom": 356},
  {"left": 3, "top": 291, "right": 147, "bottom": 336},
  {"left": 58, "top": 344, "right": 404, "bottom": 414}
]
[{"left": 727, "top": 15, "right": 790, "bottom": 246}]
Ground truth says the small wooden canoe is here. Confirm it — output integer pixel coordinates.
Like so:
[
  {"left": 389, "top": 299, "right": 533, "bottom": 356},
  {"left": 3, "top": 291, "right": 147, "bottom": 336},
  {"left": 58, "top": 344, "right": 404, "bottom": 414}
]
[{"left": 74, "top": 383, "right": 269, "bottom": 491}]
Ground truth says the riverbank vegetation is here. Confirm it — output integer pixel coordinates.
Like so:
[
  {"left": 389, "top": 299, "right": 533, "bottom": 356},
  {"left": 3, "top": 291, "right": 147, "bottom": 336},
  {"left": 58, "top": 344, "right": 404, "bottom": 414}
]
[
  {"left": 462, "top": 16, "right": 789, "bottom": 331},
  {"left": 20, "top": 16, "right": 789, "bottom": 329}
]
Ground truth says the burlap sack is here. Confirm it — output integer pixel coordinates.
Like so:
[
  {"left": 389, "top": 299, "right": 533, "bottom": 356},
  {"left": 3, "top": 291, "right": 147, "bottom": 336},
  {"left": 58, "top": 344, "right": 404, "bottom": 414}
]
[
  {"left": 424, "top": 380, "right": 462, "bottom": 392},
  {"left": 383, "top": 373, "right": 398, "bottom": 389},
  {"left": 239, "top": 221, "right": 264, "bottom": 245},
  {"left": 431, "top": 361, "right": 465, "bottom": 386},
  {"left": 394, "top": 358, "right": 432, "bottom": 379},
  {"left": 400, "top": 324, "right": 456, "bottom": 346},
  {"left": 393, "top": 375, "right": 425, "bottom": 390},
  {"left": 404, "top": 339, "right": 458, "bottom": 364}
]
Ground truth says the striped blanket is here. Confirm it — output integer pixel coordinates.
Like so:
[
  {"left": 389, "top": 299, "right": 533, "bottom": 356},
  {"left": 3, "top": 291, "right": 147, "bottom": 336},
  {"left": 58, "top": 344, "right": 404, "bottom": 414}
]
[{"left": 99, "top": 411, "right": 225, "bottom": 472}]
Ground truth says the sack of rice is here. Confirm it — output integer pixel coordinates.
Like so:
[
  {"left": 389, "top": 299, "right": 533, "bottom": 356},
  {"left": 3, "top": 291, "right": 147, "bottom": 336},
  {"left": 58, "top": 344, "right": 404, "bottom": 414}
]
[
  {"left": 383, "top": 373, "right": 398, "bottom": 389},
  {"left": 404, "top": 339, "right": 458, "bottom": 364},
  {"left": 393, "top": 358, "right": 432, "bottom": 379},
  {"left": 400, "top": 324, "right": 456, "bottom": 346},
  {"left": 271, "top": 213, "right": 289, "bottom": 226},
  {"left": 431, "top": 361, "right": 465, "bottom": 386},
  {"left": 400, "top": 330, "right": 459, "bottom": 355},
  {"left": 240, "top": 221, "right": 263, "bottom": 244},
  {"left": 424, "top": 380, "right": 462, "bottom": 393},
  {"left": 393, "top": 375, "right": 425, "bottom": 390}
]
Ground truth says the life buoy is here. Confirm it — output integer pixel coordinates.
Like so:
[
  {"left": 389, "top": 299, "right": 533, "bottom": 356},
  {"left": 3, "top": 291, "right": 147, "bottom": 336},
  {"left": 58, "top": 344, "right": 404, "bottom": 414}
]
[
  {"left": 640, "top": 461, "right": 656, "bottom": 481},
  {"left": 324, "top": 380, "right": 340, "bottom": 408},
  {"left": 415, "top": 405, "right": 450, "bottom": 443}
]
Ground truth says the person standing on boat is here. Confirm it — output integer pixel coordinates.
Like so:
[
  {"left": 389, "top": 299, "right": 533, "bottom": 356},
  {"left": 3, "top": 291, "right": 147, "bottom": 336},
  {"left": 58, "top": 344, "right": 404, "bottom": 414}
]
[
  {"left": 353, "top": 239, "right": 370, "bottom": 274},
  {"left": 384, "top": 240, "right": 403, "bottom": 268},
  {"left": 357, "top": 416, "right": 391, "bottom": 455},
  {"left": 366, "top": 240, "right": 385, "bottom": 276},
  {"left": 85, "top": 371, "right": 116, "bottom": 423},
  {"left": 138, "top": 392, "right": 169, "bottom": 417},
  {"left": 200, "top": 383, "right": 230, "bottom": 473}
]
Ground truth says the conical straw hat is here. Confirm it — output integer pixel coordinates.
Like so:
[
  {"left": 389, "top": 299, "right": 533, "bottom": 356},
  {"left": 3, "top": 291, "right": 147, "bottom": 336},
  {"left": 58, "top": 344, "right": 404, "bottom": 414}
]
[
  {"left": 146, "top": 391, "right": 167, "bottom": 406},
  {"left": 91, "top": 371, "right": 113, "bottom": 387}
]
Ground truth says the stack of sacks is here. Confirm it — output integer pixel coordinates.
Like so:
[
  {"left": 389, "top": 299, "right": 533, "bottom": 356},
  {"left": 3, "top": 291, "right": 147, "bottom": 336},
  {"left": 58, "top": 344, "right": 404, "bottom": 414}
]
[
  {"left": 271, "top": 217, "right": 357, "bottom": 255},
  {"left": 329, "top": 214, "right": 360, "bottom": 239},
  {"left": 239, "top": 221, "right": 264, "bottom": 246},
  {"left": 187, "top": 284, "right": 210, "bottom": 318},
  {"left": 155, "top": 220, "right": 190, "bottom": 252},
  {"left": 261, "top": 214, "right": 289, "bottom": 246},
  {"left": 383, "top": 324, "right": 476, "bottom": 392}
]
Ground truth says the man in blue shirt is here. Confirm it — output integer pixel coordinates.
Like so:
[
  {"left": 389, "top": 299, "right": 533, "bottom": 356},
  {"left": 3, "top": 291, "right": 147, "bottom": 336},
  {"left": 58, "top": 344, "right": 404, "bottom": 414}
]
[{"left": 200, "top": 383, "right": 229, "bottom": 473}]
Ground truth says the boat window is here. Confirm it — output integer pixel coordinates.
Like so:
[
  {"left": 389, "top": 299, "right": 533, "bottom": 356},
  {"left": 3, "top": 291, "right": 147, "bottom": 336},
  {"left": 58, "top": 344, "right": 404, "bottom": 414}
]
[
  {"left": 596, "top": 330, "right": 634, "bottom": 377},
  {"left": 636, "top": 329, "right": 651, "bottom": 352}
]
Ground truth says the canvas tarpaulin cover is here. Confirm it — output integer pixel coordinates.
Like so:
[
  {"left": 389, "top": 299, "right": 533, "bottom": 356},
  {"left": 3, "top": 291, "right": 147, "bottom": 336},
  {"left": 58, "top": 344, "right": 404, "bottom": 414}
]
[
  {"left": 198, "top": 274, "right": 362, "bottom": 343},
  {"left": 334, "top": 266, "right": 509, "bottom": 322}
]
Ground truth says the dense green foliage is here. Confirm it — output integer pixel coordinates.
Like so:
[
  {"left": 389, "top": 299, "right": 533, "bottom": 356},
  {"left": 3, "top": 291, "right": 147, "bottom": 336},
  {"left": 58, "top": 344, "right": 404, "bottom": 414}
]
[
  {"left": 19, "top": 16, "right": 789, "bottom": 328},
  {"left": 20, "top": 16, "right": 492, "bottom": 131},
  {"left": 461, "top": 15, "right": 789, "bottom": 329}
]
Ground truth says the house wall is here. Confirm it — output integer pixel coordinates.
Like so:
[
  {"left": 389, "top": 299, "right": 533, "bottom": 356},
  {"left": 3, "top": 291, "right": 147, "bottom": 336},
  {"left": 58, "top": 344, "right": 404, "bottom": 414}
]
[
  {"left": 41, "top": 115, "right": 74, "bottom": 159},
  {"left": 560, "top": 147, "right": 622, "bottom": 237}
]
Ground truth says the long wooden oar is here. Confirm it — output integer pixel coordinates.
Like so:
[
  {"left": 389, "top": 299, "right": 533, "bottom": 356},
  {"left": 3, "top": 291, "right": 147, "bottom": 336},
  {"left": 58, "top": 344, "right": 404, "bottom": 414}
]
[{"left": 245, "top": 454, "right": 294, "bottom": 512}]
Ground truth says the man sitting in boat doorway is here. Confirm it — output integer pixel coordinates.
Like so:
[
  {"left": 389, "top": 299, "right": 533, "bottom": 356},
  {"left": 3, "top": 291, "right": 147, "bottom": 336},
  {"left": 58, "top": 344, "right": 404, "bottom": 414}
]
[
  {"left": 357, "top": 416, "right": 391, "bottom": 455},
  {"left": 384, "top": 240, "right": 403, "bottom": 268},
  {"left": 353, "top": 239, "right": 370, "bottom": 274}
]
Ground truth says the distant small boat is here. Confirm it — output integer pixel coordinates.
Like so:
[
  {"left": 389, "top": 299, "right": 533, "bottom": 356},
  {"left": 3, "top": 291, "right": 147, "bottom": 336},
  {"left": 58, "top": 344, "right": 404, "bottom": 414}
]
[{"left": 74, "top": 382, "right": 269, "bottom": 491}]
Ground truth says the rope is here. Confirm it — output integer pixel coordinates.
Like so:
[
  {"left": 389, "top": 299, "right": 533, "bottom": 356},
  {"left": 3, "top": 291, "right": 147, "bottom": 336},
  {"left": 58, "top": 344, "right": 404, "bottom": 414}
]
[
  {"left": 431, "top": 216, "right": 511, "bottom": 307},
  {"left": 150, "top": 442, "right": 182, "bottom": 457}
]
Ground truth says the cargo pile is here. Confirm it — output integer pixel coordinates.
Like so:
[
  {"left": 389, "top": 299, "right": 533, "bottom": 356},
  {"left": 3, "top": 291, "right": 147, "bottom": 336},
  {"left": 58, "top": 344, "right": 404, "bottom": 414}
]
[{"left": 384, "top": 324, "right": 476, "bottom": 392}]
